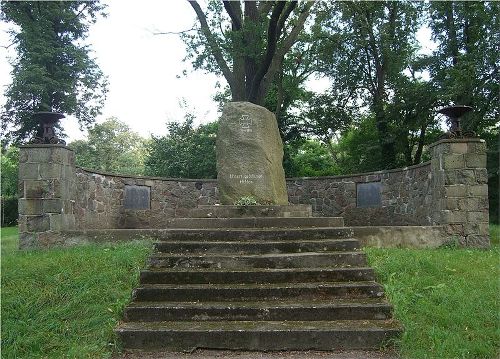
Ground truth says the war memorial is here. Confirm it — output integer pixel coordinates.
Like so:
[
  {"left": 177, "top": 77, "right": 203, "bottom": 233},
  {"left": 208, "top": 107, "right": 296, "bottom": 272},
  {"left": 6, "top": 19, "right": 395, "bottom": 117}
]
[{"left": 14, "top": 101, "right": 490, "bottom": 352}]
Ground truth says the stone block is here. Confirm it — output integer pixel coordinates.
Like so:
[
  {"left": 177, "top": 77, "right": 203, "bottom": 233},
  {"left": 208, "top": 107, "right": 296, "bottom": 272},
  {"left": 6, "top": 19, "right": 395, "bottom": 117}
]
[
  {"left": 445, "top": 223, "right": 464, "bottom": 236},
  {"left": 450, "top": 142, "right": 468, "bottom": 154},
  {"left": 443, "top": 154, "right": 464, "bottom": 169},
  {"left": 24, "top": 180, "right": 49, "bottom": 198},
  {"left": 26, "top": 215, "right": 50, "bottom": 232},
  {"left": 19, "top": 232, "right": 37, "bottom": 249},
  {"left": 43, "top": 199, "right": 62, "bottom": 213},
  {"left": 19, "top": 163, "right": 39, "bottom": 180},
  {"left": 444, "top": 185, "right": 467, "bottom": 198},
  {"left": 49, "top": 214, "right": 62, "bottom": 231},
  {"left": 442, "top": 210, "right": 466, "bottom": 223},
  {"left": 468, "top": 185, "right": 488, "bottom": 197},
  {"left": 18, "top": 199, "right": 43, "bottom": 215},
  {"left": 39, "top": 163, "right": 63, "bottom": 179},
  {"left": 465, "top": 153, "right": 487, "bottom": 168},
  {"left": 18, "top": 215, "right": 27, "bottom": 232},
  {"left": 467, "top": 211, "right": 489, "bottom": 223},
  {"left": 466, "top": 234, "right": 490, "bottom": 248},
  {"left": 475, "top": 169, "right": 488, "bottom": 184},
  {"left": 467, "top": 142, "right": 486, "bottom": 153},
  {"left": 444, "top": 170, "right": 475, "bottom": 185}
]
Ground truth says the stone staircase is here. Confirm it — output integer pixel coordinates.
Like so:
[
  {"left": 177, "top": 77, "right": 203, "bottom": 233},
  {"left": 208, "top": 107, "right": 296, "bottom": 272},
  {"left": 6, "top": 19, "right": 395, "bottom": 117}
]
[{"left": 116, "top": 207, "right": 402, "bottom": 351}]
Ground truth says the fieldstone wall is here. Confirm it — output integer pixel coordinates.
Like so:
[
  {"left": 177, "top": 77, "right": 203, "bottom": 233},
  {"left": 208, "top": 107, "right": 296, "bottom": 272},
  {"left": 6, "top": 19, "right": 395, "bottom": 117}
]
[
  {"left": 74, "top": 169, "right": 217, "bottom": 229},
  {"left": 18, "top": 138, "right": 490, "bottom": 248},
  {"left": 286, "top": 162, "right": 432, "bottom": 226}
]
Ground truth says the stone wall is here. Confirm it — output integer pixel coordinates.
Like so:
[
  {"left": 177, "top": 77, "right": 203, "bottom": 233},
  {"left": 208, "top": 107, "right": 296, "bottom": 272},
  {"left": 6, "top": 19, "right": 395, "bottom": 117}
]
[
  {"left": 429, "top": 138, "right": 490, "bottom": 247},
  {"left": 74, "top": 168, "right": 217, "bottom": 229},
  {"left": 18, "top": 137, "right": 490, "bottom": 248},
  {"left": 18, "top": 145, "right": 76, "bottom": 248},
  {"left": 286, "top": 162, "right": 432, "bottom": 226}
]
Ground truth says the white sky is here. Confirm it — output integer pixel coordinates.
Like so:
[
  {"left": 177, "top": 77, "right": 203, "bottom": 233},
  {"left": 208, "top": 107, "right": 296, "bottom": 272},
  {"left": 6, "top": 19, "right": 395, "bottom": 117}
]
[{"left": 0, "top": 1, "right": 436, "bottom": 143}]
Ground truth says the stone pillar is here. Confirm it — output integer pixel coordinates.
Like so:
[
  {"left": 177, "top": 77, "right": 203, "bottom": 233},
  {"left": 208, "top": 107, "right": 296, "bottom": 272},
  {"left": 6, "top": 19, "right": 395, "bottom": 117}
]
[
  {"left": 429, "top": 138, "right": 490, "bottom": 247},
  {"left": 18, "top": 144, "right": 76, "bottom": 248}
]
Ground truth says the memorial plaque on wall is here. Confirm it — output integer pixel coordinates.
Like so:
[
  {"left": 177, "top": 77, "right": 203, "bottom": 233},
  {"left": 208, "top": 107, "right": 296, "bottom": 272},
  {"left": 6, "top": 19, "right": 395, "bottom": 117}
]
[
  {"left": 124, "top": 185, "right": 150, "bottom": 210},
  {"left": 356, "top": 182, "right": 382, "bottom": 208}
]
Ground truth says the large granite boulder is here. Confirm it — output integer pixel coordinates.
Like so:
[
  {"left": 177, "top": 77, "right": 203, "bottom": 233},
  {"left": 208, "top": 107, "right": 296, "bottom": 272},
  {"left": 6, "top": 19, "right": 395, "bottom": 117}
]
[{"left": 216, "top": 102, "right": 288, "bottom": 205}]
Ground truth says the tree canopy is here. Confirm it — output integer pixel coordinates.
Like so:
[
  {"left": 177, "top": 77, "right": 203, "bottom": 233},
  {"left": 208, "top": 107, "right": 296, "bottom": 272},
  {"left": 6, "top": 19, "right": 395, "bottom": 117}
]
[
  {"left": 68, "top": 118, "right": 147, "bottom": 175},
  {"left": 1, "top": 1, "right": 108, "bottom": 144},
  {"left": 184, "top": 0, "right": 314, "bottom": 105}
]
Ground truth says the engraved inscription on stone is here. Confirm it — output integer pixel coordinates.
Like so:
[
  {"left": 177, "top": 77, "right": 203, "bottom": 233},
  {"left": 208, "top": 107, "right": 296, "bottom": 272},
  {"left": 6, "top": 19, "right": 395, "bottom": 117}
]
[
  {"left": 239, "top": 115, "right": 253, "bottom": 133},
  {"left": 124, "top": 185, "right": 150, "bottom": 210},
  {"left": 356, "top": 182, "right": 382, "bottom": 208}
]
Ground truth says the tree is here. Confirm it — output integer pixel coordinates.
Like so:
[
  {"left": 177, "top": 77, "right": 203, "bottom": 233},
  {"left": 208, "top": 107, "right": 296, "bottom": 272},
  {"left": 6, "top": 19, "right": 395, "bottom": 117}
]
[
  {"left": 1, "top": 146, "right": 19, "bottom": 226},
  {"left": 1, "top": 1, "right": 108, "bottom": 144},
  {"left": 145, "top": 118, "right": 218, "bottom": 179},
  {"left": 184, "top": 0, "right": 314, "bottom": 105},
  {"left": 68, "top": 118, "right": 148, "bottom": 175},
  {"left": 428, "top": 1, "right": 499, "bottom": 132},
  {"left": 315, "top": 1, "right": 423, "bottom": 169}
]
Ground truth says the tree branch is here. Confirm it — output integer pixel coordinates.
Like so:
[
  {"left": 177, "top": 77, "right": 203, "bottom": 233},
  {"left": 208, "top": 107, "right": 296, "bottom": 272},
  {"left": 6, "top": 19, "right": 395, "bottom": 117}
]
[
  {"left": 257, "top": 1, "right": 274, "bottom": 17},
  {"left": 187, "top": 0, "right": 234, "bottom": 89},
  {"left": 258, "top": 1, "right": 315, "bottom": 101},
  {"left": 223, "top": 1, "right": 242, "bottom": 30},
  {"left": 151, "top": 28, "right": 196, "bottom": 36},
  {"left": 248, "top": 1, "right": 286, "bottom": 102},
  {"left": 276, "top": 1, "right": 297, "bottom": 39}
]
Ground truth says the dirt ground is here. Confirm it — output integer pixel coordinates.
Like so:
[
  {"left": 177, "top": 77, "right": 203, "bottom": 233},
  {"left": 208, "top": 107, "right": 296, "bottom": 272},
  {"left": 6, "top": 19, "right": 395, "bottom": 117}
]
[{"left": 116, "top": 349, "right": 399, "bottom": 359}]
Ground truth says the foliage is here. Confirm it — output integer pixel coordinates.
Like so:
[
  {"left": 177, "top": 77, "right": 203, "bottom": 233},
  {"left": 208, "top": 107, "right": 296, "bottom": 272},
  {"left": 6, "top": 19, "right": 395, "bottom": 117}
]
[
  {"left": 365, "top": 243, "right": 500, "bottom": 359},
  {"left": 1, "top": 146, "right": 19, "bottom": 226},
  {"left": 1, "top": 146, "right": 19, "bottom": 197},
  {"left": 184, "top": 0, "right": 314, "bottom": 105},
  {"left": 145, "top": 116, "right": 217, "bottom": 179},
  {"left": 0, "top": 1, "right": 108, "bottom": 144},
  {"left": 285, "top": 140, "right": 338, "bottom": 178},
  {"left": 1, "top": 227, "right": 151, "bottom": 358},
  {"left": 1, "top": 197, "right": 18, "bottom": 227},
  {"left": 234, "top": 196, "right": 258, "bottom": 206},
  {"left": 428, "top": 1, "right": 499, "bottom": 131},
  {"left": 68, "top": 118, "right": 148, "bottom": 176},
  {"left": 315, "top": 1, "right": 424, "bottom": 169}
]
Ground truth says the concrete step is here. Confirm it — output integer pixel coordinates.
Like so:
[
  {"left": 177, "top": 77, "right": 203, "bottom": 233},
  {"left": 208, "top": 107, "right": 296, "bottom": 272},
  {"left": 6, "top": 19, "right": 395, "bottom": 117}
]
[
  {"left": 164, "top": 217, "right": 344, "bottom": 229},
  {"left": 124, "top": 299, "right": 393, "bottom": 322},
  {"left": 132, "top": 282, "right": 384, "bottom": 302},
  {"left": 148, "top": 251, "right": 367, "bottom": 269},
  {"left": 116, "top": 319, "right": 402, "bottom": 351},
  {"left": 190, "top": 205, "right": 313, "bottom": 218},
  {"left": 140, "top": 267, "right": 375, "bottom": 284},
  {"left": 154, "top": 238, "right": 360, "bottom": 254}
]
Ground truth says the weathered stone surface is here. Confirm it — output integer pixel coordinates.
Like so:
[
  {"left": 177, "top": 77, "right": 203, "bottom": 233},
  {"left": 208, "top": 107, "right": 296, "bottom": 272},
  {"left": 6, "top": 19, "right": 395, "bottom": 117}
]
[{"left": 216, "top": 102, "right": 288, "bottom": 205}]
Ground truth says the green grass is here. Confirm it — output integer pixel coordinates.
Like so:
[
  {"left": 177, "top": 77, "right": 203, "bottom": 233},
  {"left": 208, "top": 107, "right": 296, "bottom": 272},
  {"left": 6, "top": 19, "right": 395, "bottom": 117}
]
[
  {"left": 2, "top": 225, "right": 499, "bottom": 358},
  {"left": 490, "top": 223, "right": 499, "bottom": 245},
  {"left": 365, "top": 226, "right": 500, "bottom": 359},
  {"left": 1, "top": 227, "right": 152, "bottom": 359}
]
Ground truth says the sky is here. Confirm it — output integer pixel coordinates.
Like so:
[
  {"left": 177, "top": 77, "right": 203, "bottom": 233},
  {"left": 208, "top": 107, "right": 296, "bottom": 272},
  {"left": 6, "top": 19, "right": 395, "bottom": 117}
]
[{"left": 0, "top": 1, "right": 436, "bottom": 143}]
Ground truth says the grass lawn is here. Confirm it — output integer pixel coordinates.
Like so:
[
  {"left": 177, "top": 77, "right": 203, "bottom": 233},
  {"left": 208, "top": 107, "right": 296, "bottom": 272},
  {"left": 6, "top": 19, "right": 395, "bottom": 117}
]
[
  {"left": 1, "top": 225, "right": 499, "bottom": 358},
  {"left": 1, "top": 227, "right": 152, "bottom": 359},
  {"left": 365, "top": 224, "right": 500, "bottom": 359}
]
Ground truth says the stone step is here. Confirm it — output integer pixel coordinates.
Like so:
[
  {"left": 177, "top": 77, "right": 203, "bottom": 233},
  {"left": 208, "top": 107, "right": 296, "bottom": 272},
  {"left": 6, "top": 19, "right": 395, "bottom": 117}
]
[
  {"left": 164, "top": 217, "right": 344, "bottom": 229},
  {"left": 62, "top": 227, "right": 354, "bottom": 242},
  {"left": 148, "top": 251, "right": 368, "bottom": 269},
  {"left": 124, "top": 299, "right": 393, "bottom": 322},
  {"left": 154, "top": 238, "right": 360, "bottom": 254},
  {"left": 132, "top": 282, "right": 384, "bottom": 302},
  {"left": 140, "top": 267, "right": 375, "bottom": 284},
  {"left": 116, "top": 319, "right": 402, "bottom": 351},
  {"left": 189, "top": 205, "right": 313, "bottom": 218}
]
